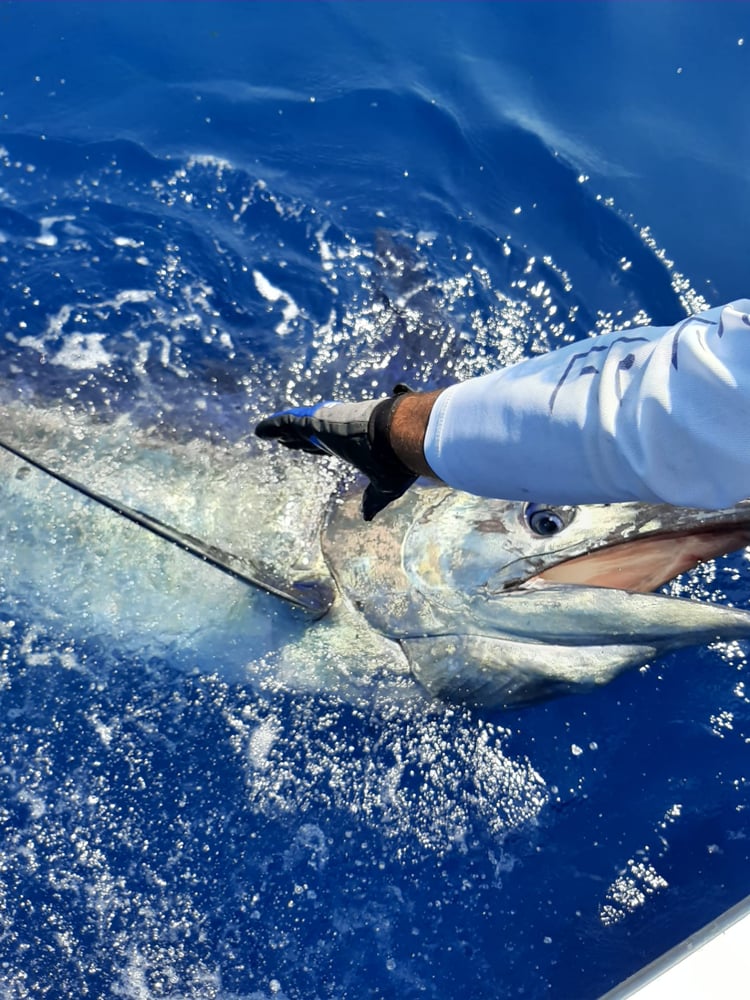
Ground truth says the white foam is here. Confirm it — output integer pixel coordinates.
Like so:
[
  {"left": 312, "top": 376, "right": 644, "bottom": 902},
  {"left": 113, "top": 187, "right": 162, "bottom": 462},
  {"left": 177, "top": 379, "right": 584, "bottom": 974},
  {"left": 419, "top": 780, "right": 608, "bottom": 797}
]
[
  {"left": 49, "top": 333, "right": 112, "bottom": 370},
  {"left": 18, "top": 292, "right": 155, "bottom": 356},
  {"left": 253, "top": 269, "right": 300, "bottom": 337},
  {"left": 600, "top": 858, "right": 669, "bottom": 927},
  {"left": 248, "top": 718, "right": 280, "bottom": 770},
  {"left": 36, "top": 214, "right": 75, "bottom": 247},
  {"left": 110, "top": 290, "right": 154, "bottom": 307},
  {"left": 185, "top": 152, "right": 233, "bottom": 172}
]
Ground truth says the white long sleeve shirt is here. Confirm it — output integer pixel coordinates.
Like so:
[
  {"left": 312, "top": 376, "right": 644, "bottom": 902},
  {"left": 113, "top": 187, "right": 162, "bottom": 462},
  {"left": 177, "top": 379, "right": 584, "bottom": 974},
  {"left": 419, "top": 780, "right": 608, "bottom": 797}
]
[{"left": 423, "top": 300, "right": 750, "bottom": 509}]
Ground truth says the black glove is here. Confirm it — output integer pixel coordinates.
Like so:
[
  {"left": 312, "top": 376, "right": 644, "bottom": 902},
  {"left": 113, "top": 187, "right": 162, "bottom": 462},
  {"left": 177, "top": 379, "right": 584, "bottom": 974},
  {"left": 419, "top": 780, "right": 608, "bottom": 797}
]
[{"left": 255, "top": 384, "right": 417, "bottom": 521}]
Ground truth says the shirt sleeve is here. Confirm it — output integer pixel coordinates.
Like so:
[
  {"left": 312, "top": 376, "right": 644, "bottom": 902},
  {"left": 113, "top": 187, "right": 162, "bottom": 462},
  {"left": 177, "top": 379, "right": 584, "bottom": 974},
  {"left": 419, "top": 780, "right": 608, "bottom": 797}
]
[{"left": 423, "top": 299, "right": 750, "bottom": 509}]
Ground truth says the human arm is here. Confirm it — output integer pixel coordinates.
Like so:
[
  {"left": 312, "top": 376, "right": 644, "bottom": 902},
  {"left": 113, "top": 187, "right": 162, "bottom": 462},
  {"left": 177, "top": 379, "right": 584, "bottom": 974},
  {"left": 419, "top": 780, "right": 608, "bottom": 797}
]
[
  {"left": 422, "top": 299, "right": 750, "bottom": 509},
  {"left": 256, "top": 299, "right": 750, "bottom": 515}
]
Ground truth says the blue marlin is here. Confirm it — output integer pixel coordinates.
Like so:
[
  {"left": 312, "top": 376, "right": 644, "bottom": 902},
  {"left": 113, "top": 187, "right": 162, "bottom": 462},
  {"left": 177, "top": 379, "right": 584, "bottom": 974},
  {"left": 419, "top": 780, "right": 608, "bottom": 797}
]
[{"left": 1, "top": 396, "right": 750, "bottom": 707}]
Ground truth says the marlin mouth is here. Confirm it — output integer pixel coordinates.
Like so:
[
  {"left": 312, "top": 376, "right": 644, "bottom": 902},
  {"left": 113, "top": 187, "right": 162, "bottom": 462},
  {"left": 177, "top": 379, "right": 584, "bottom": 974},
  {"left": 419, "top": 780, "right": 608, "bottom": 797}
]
[{"left": 536, "top": 524, "right": 750, "bottom": 594}]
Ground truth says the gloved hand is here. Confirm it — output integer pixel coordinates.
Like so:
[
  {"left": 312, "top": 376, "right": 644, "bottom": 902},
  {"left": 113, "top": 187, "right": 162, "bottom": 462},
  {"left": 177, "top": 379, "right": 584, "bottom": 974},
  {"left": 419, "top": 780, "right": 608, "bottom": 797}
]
[{"left": 255, "top": 384, "right": 417, "bottom": 521}]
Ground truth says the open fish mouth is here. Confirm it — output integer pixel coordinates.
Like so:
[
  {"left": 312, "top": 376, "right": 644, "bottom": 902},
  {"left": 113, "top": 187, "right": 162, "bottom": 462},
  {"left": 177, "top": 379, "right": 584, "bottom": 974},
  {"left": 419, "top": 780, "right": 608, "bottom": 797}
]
[{"left": 534, "top": 524, "right": 750, "bottom": 594}]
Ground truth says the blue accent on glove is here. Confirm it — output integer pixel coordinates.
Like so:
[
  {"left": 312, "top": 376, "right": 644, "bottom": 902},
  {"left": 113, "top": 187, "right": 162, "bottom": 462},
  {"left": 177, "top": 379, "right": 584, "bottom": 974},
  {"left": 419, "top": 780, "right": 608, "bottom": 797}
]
[{"left": 255, "top": 401, "right": 338, "bottom": 455}]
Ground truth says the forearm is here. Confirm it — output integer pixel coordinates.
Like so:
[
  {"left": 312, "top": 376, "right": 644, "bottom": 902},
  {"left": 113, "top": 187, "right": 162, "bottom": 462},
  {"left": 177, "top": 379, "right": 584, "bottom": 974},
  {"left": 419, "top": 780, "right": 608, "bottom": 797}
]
[{"left": 390, "top": 389, "right": 442, "bottom": 478}]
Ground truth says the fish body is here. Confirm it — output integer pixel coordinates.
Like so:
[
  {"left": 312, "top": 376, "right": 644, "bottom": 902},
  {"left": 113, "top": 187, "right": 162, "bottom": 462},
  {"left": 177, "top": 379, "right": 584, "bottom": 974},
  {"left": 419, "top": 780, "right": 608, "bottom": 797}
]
[{"left": 2, "top": 395, "right": 750, "bottom": 707}]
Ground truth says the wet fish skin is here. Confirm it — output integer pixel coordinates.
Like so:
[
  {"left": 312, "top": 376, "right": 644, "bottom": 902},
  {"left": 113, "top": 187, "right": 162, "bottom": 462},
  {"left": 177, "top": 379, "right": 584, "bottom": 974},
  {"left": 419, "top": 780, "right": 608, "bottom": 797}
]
[{"left": 323, "top": 488, "right": 750, "bottom": 706}]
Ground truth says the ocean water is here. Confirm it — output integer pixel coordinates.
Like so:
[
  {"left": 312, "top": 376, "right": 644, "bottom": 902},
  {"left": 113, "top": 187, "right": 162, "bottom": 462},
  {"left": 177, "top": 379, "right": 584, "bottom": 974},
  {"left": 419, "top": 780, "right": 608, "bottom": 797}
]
[{"left": 0, "top": 2, "right": 749, "bottom": 997}]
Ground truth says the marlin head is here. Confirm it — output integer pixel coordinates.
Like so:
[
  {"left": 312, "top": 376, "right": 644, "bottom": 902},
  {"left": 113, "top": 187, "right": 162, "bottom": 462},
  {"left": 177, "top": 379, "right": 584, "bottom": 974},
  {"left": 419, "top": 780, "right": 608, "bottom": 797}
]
[{"left": 322, "top": 488, "right": 750, "bottom": 707}]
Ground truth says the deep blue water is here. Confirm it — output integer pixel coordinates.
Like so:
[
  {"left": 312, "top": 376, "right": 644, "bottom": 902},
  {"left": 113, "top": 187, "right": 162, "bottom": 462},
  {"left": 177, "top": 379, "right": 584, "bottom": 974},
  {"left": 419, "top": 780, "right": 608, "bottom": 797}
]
[{"left": 1, "top": 3, "right": 750, "bottom": 997}]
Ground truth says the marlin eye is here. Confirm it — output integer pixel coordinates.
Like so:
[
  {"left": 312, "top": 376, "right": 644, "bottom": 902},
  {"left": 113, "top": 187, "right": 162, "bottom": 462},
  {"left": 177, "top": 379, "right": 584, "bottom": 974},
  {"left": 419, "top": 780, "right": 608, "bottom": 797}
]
[{"left": 524, "top": 504, "right": 575, "bottom": 536}]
